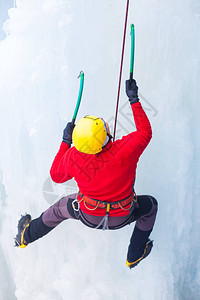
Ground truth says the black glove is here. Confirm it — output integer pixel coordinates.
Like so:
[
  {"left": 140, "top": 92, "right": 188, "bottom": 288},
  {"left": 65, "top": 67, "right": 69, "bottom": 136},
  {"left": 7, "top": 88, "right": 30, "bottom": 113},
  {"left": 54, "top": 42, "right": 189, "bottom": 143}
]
[
  {"left": 63, "top": 122, "right": 75, "bottom": 146},
  {"left": 125, "top": 79, "right": 139, "bottom": 104}
]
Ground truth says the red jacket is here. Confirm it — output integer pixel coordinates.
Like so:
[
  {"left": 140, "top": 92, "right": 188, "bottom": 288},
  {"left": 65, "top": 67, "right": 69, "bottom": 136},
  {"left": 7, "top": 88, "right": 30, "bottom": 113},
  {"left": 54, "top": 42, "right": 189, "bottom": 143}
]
[{"left": 50, "top": 102, "right": 152, "bottom": 217}]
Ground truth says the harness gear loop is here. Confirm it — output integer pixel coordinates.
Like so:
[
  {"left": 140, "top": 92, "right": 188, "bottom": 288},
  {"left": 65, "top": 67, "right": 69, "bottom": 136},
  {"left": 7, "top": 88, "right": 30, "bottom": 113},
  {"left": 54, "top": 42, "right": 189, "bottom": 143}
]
[
  {"left": 118, "top": 200, "right": 133, "bottom": 211},
  {"left": 118, "top": 191, "right": 137, "bottom": 211},
  {"left": 83, "top": 199, "right": 100, "bottom": 211}
]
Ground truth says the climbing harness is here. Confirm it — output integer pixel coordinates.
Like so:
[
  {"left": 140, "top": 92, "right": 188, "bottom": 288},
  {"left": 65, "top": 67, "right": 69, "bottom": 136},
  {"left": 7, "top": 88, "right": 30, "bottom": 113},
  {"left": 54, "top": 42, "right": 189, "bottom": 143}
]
[
  {"left": 72, "top": 191, "right": 137, "bottom": 230},
  {"left": 78, "top": 191, "right": 136, "bottom": 210}
]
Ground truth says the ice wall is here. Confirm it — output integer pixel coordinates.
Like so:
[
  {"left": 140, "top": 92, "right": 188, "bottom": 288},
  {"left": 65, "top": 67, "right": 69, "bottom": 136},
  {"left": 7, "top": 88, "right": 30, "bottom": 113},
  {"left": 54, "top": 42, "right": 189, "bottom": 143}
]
[
  {"left": 0, "top": 0, "right": 199, "bottom": 299},
  {"left": 0, "top": 0, "right": 14, "bottom": 40}
]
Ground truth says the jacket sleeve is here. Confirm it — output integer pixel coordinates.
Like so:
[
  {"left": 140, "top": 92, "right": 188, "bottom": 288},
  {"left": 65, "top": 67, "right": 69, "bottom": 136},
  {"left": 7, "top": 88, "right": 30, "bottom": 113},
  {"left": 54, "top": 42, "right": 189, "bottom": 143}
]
[
  {"left": 50, "top": 142, "right": 73, "bottom": 183},
  {"left": 119, "top": 102, "right": 152, "bottom": 158}
]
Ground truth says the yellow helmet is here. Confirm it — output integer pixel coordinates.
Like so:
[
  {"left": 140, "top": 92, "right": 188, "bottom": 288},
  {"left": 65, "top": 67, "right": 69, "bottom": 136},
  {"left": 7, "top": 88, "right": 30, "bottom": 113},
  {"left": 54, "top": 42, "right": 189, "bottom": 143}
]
[{"left": 72, "top": 116, "right": 107, "bottom": 154}]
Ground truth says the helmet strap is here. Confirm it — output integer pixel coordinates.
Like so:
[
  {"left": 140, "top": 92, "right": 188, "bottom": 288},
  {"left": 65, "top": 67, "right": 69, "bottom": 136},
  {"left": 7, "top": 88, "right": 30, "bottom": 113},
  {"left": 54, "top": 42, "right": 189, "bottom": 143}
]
[{"left": 102, "top": 134, "right": 113, "bottom": 148}]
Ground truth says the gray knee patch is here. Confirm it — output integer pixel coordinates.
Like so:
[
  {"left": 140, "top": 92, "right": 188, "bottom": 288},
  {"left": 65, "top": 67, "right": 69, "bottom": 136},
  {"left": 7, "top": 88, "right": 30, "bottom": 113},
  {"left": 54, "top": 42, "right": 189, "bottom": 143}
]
[
  {"left": 136, "top": 196, "right": 158, "bottom": 231},
  {"left": 148, "top": 196, "right": 158, "bottom": 207}
]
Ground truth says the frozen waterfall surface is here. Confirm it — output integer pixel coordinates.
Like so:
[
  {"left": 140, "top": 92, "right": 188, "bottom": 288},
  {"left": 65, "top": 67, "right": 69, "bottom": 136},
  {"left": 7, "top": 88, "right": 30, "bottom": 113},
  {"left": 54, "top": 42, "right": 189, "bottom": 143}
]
[{"left": 0, "top": 0, "right": 200, "bottom": 299}]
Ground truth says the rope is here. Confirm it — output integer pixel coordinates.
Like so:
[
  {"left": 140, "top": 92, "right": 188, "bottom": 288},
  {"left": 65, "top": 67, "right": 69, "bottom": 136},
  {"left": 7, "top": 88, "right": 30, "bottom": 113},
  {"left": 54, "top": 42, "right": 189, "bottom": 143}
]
[{"left": 113, "top": 0, "right": 130, "bottom": 141}]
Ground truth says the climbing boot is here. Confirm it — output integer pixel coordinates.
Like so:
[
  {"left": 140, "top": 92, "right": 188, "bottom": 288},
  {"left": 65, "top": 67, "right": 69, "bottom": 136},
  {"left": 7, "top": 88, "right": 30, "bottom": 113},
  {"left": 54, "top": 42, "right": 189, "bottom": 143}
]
[
  {"left": 14, "top": 214, "right": 31, "bottom": 248},
  {"left": 126, "top": 239, "right": 153, "bottom": 269}
]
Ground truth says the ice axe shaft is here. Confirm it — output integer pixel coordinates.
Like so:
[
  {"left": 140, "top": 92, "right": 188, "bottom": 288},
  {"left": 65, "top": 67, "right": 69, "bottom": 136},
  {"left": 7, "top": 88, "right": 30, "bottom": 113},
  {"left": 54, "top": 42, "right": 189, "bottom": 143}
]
[
  {"left": 72, "top": 71, "right": 84, "bottom": 125},
  {"left": 130, "top": 24, "right": 135, "bottom": 81}
]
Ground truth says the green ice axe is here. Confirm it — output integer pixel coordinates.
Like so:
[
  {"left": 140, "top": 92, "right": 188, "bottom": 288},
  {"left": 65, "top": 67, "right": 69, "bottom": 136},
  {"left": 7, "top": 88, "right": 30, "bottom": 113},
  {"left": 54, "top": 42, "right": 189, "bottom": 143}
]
[
  {"left": 72, "top": 71, "right": 84, "bottom": 125},
  {"left": 130, "top": 24, "right": 135, "bottom": 80}
]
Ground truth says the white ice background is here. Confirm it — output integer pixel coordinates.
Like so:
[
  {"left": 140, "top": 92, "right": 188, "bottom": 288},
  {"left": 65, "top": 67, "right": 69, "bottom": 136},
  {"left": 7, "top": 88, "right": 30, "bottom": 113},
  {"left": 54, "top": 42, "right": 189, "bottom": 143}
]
[{"left": 0, "top": 0, "right": 200, "bottom": 299}]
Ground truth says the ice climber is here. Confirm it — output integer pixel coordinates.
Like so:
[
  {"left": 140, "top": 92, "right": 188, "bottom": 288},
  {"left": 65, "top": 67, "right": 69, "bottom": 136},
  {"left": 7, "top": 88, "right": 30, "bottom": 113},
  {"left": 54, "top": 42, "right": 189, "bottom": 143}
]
[{"left": 15, "top": 79, "right": 158, "bottom": 269}]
